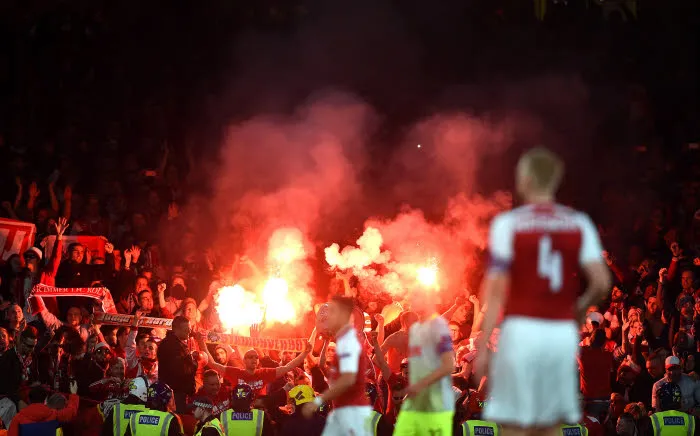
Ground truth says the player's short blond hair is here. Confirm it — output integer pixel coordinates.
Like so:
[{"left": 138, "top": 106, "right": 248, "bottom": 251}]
[{"left": 517, "top": 147, "right": 564, "bottom": 193}]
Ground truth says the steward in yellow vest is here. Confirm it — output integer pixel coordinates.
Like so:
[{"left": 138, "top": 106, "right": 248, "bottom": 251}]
[
  {"left": 125, "top": 381, "right": 183, "bottom": 436},
  {"left": 650, "top": 381, "right": 696, "bottom": 436}
]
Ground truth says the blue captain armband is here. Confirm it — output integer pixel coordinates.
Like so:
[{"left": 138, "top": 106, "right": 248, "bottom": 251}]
[
  {"left": 436, "top": 335, "right": 453, "bottom": 354},
  {"left": 488, "top": 255, "right": 511, "bottom": 274}
]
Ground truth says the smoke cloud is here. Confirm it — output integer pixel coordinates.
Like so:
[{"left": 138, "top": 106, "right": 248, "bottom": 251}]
[{"left": 195, "top": 0, "right": 601, "bottom": 319}]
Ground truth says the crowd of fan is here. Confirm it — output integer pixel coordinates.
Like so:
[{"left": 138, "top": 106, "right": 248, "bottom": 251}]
[{"left": 0, "top": 136, "right": 698, "bottom": 436}]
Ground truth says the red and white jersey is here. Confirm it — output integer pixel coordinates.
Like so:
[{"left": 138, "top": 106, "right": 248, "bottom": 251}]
[
  {"left": 488, "top": 203, "right": 603, "bottom": 320},
  {"left": 328, "top": 325, "right": 369, "bottom": 408}
]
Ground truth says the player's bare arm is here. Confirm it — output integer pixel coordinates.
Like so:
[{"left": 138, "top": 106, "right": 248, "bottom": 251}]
[
  {"left": 575, "top": 213, "right": 612, "bottom": 323},
  {"left": 576, "top": 262, "right": 611, "bottom": 324},
  {"left": 474, "top": 270, "right": 508, "bottom": 380},
  {"left": 301, "top": 369, "right": 358, "bottom": 419}
]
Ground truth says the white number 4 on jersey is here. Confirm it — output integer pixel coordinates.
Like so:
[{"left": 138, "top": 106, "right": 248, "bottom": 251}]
[{"left": 538, "top": 235, "right": 563, "bottom": 292}]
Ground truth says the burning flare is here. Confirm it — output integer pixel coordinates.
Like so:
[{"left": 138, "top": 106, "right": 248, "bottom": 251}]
[
  {"left": 216, "top": 285, "right": 264, "bottom": 333},
  {"left": 417, "top": 264, "right": 438, "bottom": 287},
  {"left": 215, "top": 227, "right": 313, "bottom": 333},
  {"left": 262, "top": 277, "right": 295, "bottom": 324}
]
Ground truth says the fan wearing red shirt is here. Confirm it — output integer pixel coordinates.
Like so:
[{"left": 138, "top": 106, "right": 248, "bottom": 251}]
[
  {"left": 577, "top": 329, "right": 614, "bottom": 420},
  {"left": 301, "top": 296, "right": 372, "bottom": 436},
  {"left": 198, "top": 335, "right": 311, "bottom": 397}
]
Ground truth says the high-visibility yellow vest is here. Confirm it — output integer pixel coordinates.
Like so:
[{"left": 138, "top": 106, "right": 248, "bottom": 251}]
[
  {"left": 195, "top": 417, "right": 224, "bottom": 436},
  {"left": 368, "top": 410, "right": 382, "bottom": 435},
  {"left": 220, "top": 409, "right": 265, "bottom": 436},
  {"left": 561, "top": 423, "right": 588, "bottom": 435},
  {"left": 650, "top": 410, "right": 695, "bottom": 436},
  {"left": 129, "top": 410, "right": 183, "bottom": 436},
  {"left": 462, "top": 420, "right": 500, "bottom": 435},
  {"left": 112, "top": 403, "right": 148, "bottom": 436}
]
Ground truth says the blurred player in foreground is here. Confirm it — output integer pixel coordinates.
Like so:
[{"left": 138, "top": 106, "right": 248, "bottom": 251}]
[
  {"left": 301, "top": 296, "right": 371, "bottom": 436},
  {"left": 393, "top": 290, "right": 456, "bottom": 436},
  {"left": 475, "top": 147, "right": 611, "bottom": 436}
]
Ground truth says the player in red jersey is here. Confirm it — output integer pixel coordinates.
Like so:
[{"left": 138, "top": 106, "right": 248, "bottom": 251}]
[
  {"left": 475, "top": 147, "right": 611, "bottom": 436},
  {"left": 301, "top": 295, "right": 371, "bottom": 436}
]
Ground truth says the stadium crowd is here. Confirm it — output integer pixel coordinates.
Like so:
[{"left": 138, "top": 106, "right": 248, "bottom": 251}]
[
  {"left": 0, "top": 132, "right": 699, "bottom": 436},
  {"left": 0, "top": 0, "right": 699, "bottom": 435}
]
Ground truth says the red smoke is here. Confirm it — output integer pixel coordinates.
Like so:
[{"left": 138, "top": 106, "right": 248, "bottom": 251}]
[{"left": 208, "top": 91, "right": 557, "bottom": 320}]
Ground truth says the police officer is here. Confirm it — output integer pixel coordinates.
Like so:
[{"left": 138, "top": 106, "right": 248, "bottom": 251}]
[
  {"left": 459, "top": 390, "right": 500, "bottom": 436},
  {"left": 189, "top": 396, "right": 224, "bottom": 436},
  {"left": 559, "top": 423, "right": 588, "bottom": 435},
  {"left": 650, "top": 382, "right": 698, "bottom": 435},
  {"left": 102, "top": 376, "right": 149, "bottom": 436},
  {"left": 365, "top": 383, "right": 393, "bottom": 436},
  {"left": 126, "top": 381, "right": 184, "bottom": 436},
  {"left": 220, "top": 383, "right": 274, "bottom": 436},
  {"left": 462, "top": 418, "right": 500, "bottom": 435}
]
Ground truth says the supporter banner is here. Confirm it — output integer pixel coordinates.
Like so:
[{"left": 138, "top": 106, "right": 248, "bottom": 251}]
[
  {"left": 0, "top": 219, "right": 36, "bottom": 261},
  {"left": 95, "top": 312, "right": 173, "bottom": 329},
  {"left": 206, "top": 332, "right": 308, "bottom": 352},
  {"left": 29, "top": 284, "right": 117, "bottom": 315},
  {"left": 94, "top": 313, "right": 307, "bottom": 352},
  {"left": 41, "top": 235, "right": 107, "bottom": 260}
]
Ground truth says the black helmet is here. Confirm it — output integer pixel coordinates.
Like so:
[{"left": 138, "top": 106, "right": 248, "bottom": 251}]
[
  {"left": 147, "top": 381, "right": 173, "bottom": 411},
  {"left": 231, "top": 383, "right": 254, "bottom": 409},
  {"left": 658, "top": 382, "right": 682, "bottom": 411}
]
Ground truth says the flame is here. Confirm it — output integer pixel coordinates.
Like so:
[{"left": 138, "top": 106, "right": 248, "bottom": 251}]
[
  {"left": 215, "top": 285, "right": 264, "bottom": 333},
  {"left": 417, "top": 263, "right": 438, "bottom": 287},
  {"left": 262, "top": 277, "right": 295, "bottom": 323},
  {"left": 214, "top": 227, "right": 313, "bottom": 332}
]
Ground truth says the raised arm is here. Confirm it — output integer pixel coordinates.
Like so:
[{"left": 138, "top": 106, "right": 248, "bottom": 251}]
[
  {"left": 369, "top": 332, "right": 392, "bottom": 381},
  {"left": 380, "top": 331, "right": 399, "bottom": 356},
  {"left": 275, "top": 342, "right": 312, "bottom": 378},
  {"left": 40, "top": 308, "right": 64, "bottom": 332},
  {"left": 125, "top": 330, "right": 139, "bottom": 370},
  {"left": 48, "top": 181, "right": 59, "bottom": 213},
  {"left": 318, "top": 339, "right": 328, "bottom": 370},
  {"left": 47, "top": 218, "right": 69, "bottom": 277},
  {"left": 196, "top": 335, "right": 227, "bottom": 375},
  {"left": 375, "top": 314, "right": 385, "bottom": 346},
  {"left": 657, "top": 268, "right": 667, "bottom": 311},
  {"left": 306, "top": 327, "right": 319, "bottom": 366},
  {"left": 13, "top": 177, "right": 22, "bottom": 211},
  {"left": 441, "top": 296, "right": 464, "bottom": 321},
  {"left": 63, "top": 186, "right": 72, "bottom": 220},
  {"left": 26, "top": 182, "right": 40, "bottom": 212}
]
